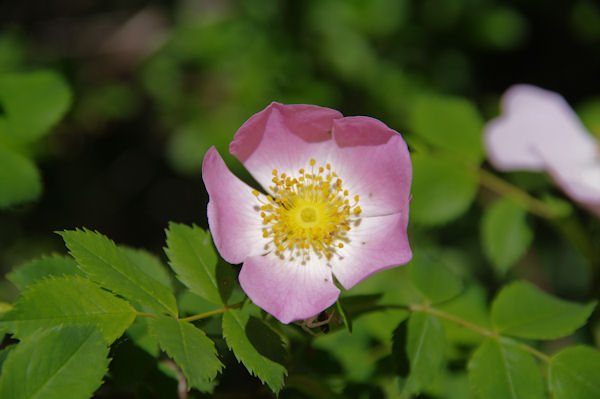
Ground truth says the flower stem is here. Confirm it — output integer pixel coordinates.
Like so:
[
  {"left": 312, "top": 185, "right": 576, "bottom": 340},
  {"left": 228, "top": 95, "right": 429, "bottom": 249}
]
[
  {"left": 476, "top": 167, "right": 558, "bottom": 219},
  {"left": 179, "top": 301, "right": 245, "bottom": 322},
  {"left": 386, "top": 303, "right": 552, "bottom": 363}
]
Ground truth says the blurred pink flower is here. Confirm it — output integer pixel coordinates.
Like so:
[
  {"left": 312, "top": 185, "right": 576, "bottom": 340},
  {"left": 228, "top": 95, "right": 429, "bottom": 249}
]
[
  {"left": 485, "top": 85, "right": 600, "bottom": 217},
  {"left": 202, "top": 102, "right": 412, "bottom": 323}
]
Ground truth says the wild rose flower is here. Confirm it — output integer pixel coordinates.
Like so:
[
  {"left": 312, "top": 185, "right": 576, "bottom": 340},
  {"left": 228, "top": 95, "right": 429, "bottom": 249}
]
[
  {"left": 202, "top": 102, "right": 412, "bottom": 323},
  {"left": 485, "top": 84, "right": 600, "bottom": 217}
]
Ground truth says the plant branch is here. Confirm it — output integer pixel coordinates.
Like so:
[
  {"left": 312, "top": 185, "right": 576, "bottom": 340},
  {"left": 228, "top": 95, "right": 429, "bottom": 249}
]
[
  {"left": 384, "top": 303, "right": 553, "bottom": 363},
  {"left": 476, "top": 167, "right": 559, "bottom": 219},
  {"left": 179, "top": 301, "right": 244, "bottom": 322}
]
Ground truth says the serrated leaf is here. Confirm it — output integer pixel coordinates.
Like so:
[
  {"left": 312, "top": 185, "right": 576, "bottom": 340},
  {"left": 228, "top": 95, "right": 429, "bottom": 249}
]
[
  {"left": 7, "top": 254, "right": 82, "bottom": 291},
  {"left": 0, "top": 146, "right": 41, "bottom": 208},
  {"left": 148, "top": 315, "right": 222, "bottom": 390},
  {"left": 410, "top": 154, "right": 478, "bottom": 226},
  {"left": 410, "top": 251, "right": 463, "bottom": 304},
  {"left": 0, "top": 325, "right": 109, "bottom": 399},
  {"left": 222, "top": 309, "right": 287, "bottom": 393},
  {"left": 481, "top": 199, "right": 533, "bottom": 275},
  {"left": 548, "top": 345, "right": 600, "bottom": 399},
  {"left": 0, "top": 70, "right": 71, "bottom": 143},
  {"left": 60, "top": 229, "right": 178, "bottom": 316},
  {"left": 410, "top": 93, "right": 484, "bottom": 163},
  {"left": 165, "top": 223, "right": 234, "bottom": 305},
  {"left": 0, "top": 275, "right": 135, "bottom": 343},
  {"left": 491, "top": 281, "right": 596, "bottom": 339},
  {"left": 468, "top": 338, "right": 545, "bottom": 399},
  {"left": 121, "top": 246, "right": 173, "bottom": 292},
  {"left": 401, "top": 312, "right": 446, "bottom": 397}
]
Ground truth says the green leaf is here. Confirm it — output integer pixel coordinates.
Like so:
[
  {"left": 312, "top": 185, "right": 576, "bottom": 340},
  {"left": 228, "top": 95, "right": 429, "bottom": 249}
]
[
  {"left": 491, "top": 281, "right": 596, "bottom": 339},
  {"left": 410, "top": 93, "right": 484, "bottom": 163},
  {"left": 336, "top": 299, "right": 352, "bottom": 333},
  {"left": 401, "top": 312, "right": 446, "bottom": 396},
  {"left": 0, "top": 325, "right": 109, "bottom": 399},
  {"left": 548, "top": 346, "right": 600, "bottom": 399},
  {"left": 468, "top": 338, "right": 545, "bottom": 399},
  {"left": 165, "top": 223, "right": 234, "bottom": 305},
  {"left": 7, "top": 254, "right": 82, "bottom": 291},
  {"left": 0, "top": 146, "right": 41, "bottom": 208},
  {"left": 222, "top": 309, "right": 287, "bottom": 393},
  {"left": 121, "top": 246, "right": 173, "bottom": 292},
  {"left": 59, "top": 229, "right": 178, "bottom": 316},
  {"left": 148, "top": 315, "right": 222, "bottom": 390},
  {"left": 0, "top": 275, "right": 136, "bottom": 343},
  {"left": 481, "top": 199, "right": 533, "bottom": 275},
  {"left": 410, "top": 154, "right": 479, "bottom": 225},
  {"left": 410, "top": 251, "right": 463, "bottom": 304},
  {"left": 0, "top": 70, "right": 71, "bottom": 143}
]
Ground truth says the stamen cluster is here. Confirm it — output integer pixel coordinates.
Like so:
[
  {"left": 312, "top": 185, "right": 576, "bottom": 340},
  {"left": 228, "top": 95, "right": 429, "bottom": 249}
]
[{"left": 252, "top": 159, "right": 362, "bottom": 261}]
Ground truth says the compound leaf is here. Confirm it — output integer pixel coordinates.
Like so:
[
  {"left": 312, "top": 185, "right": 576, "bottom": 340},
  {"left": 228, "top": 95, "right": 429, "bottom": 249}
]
[
  {"left": 60, "top": 229, "right": 178, "bottom": 316},
  {"left": 0, "top": 325, "right": 109, "bottom": 399},
  {"left": 0, "top": 275, "right": 135, "bottom": 343},
  {"left": 222, "top": 309, "right": 287, "bottom": 393},
  {"left": 148, "top": 315, "right": 222, "bottom": 390}
]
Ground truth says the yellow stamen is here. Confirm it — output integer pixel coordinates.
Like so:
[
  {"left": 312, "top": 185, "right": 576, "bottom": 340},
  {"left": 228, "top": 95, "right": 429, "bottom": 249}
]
[{"left": 254, "top": 159, "right": 362, "bottom": 260}]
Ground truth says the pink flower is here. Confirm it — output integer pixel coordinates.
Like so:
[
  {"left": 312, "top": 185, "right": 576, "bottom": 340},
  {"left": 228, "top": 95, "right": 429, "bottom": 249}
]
[
  {"left": 202, "top": 102, "right": 412, "bottom": 323},
  {"left": 485, "top": 85, "right": 600, "bottom": 217}
]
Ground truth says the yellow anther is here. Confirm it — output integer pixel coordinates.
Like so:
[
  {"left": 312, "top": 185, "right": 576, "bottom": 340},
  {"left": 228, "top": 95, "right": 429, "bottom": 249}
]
[{"left": 254, "top": 158, "right": 361, "bottom": 258}]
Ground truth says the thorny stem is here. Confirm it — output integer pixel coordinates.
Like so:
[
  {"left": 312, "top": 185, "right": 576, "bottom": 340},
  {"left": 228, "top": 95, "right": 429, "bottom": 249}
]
[
  {"left": 179, "top": 301, "right": 245, "bottom": 322},
  {"left": 387, "top": 303, "right": 552, "bottom": 363}
]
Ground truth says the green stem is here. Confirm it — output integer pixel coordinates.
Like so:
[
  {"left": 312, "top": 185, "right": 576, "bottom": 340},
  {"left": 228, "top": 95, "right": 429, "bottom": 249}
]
[
  {"left": 179, "top": 301, "right": 244, "bottom": 322},
  {"left": 476, "top": 167, "right": 558, "bottom": 219},
  {"left": 386, "top": 303, "right": 552, "bottom": 363},
  {"left": 135, "top": 311, "right": 157, "bottom": 318}
]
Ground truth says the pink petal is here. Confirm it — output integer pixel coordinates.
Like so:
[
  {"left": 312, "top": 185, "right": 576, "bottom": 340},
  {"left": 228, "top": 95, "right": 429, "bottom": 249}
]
[
  {"left": 202, "top": 147, "right": 269, "bottom": 264},
  {"left": 485, "top": 84, "right": 597, "bottom": 171},
  {"left": 544, "top": 159, "right": 600, "bottom": 213},
  {"left": 229, "top": 102, "right": 343, "bottom": 191},
  {"left": 331, "top": 212, "right": 412, "bottom": 289},
  {"left": 239, "top": 253, "right": 340, "bottom": 324},
  {"left": 328, "top": 116, "right": 412, "bottom": 216}
]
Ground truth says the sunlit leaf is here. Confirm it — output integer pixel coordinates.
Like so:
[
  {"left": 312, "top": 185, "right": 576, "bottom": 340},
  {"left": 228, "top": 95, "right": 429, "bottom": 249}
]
[
  {"left": 165, "top": 223, "right": 234, "bottom": 305},
  {"left": 7, "top": 254, "right": 82, "bottom": 291},
  {"left": 468, "top": 337, "right": 545, "bottom": 399},
  {"left": 0, "top": 275, "right": 135, "bottom": 343},
  {"left": 548, "top": 345, "right": 600, "bottom": 399},
  {"left": 491, "top": 281, "right": 596, "bottom": 339},
  {"left": 121, "top": 246, "right": 173, "bottom": 292},
  {"left": 0, "top": 326, "right": 109, "bottom": 399},
  {"left": 222, "top": 309, "right": 287, "bottom": 393},
  {"left": 60, "top": 229, "right": 178, "bottom": 316},
  {"left": 148, "top": 315, "right": 222, "bottom": 391}
]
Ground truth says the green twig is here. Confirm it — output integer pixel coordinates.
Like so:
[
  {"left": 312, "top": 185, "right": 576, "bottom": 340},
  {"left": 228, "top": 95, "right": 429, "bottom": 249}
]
[
  {"left": 384, "top": 303, "right": 552, "bottom": 363},
  {"left": 476, "top": 167, "right": 558, "bottom": 219},
  {"left": 179, "top": 301, "right": 245, "bottom": 322}
]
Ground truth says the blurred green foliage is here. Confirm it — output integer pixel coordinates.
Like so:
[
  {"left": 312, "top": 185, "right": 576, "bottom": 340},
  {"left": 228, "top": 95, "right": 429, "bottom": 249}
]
[{"left": 0, "top": 0, "right": 599, "bottom": 398}]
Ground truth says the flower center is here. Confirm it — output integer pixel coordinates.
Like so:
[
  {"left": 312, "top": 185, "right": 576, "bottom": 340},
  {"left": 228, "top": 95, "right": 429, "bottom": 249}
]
[{"left": 252, "top": 158, "right": 362, "bottom": 261}]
